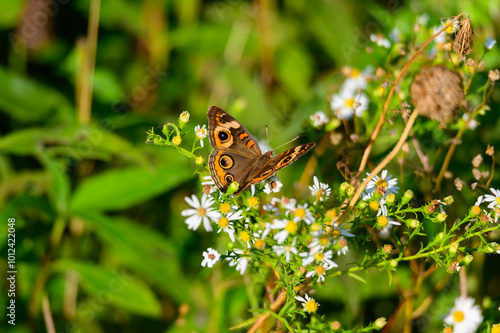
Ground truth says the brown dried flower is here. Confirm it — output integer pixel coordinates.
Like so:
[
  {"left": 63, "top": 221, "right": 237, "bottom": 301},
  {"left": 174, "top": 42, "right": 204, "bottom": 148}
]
[
  {"left": 453, "top": 17, "right": 473, "bottom": 58},
  {"left": 454, "top": 177, "right": 465, "bottom": 191},
  {"left": 472, "top": 154, "right": 483, "bottom": 167},
  {"left": 486, "top": 145, "right": 495, "bottom": 156},
  {"left": 489, "top": 69, "right": 500, "bottom": 82},
  {"left": 410, "top": 65, "right": 465, "bottom": 123}
]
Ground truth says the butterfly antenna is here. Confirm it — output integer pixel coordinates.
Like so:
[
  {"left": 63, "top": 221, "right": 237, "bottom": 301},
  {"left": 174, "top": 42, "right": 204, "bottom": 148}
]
[
  {"left": 265, "top": 124, "right": 270, "bottom": 151},
  {"left": 270, "top": 136, "right": 299, "bottom": 152}
]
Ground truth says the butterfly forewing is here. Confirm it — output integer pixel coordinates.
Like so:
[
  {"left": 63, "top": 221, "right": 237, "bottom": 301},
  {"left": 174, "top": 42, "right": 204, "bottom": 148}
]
[{"left": 207, "top": 105, "right": 315, "bottom": 195}]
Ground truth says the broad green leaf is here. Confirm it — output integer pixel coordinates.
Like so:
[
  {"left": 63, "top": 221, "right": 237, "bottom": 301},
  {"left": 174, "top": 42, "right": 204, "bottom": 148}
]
[
  {"left": 70, "top": 157, "right": 191, "bottom": 212},
  {"left": 0, "top": 66, "right": 74, "bottom": 123},
  {"left": 53, "top": 260, "right": 161, "bottom": 317},
  {"left": 0, "top": 124, "right": 148, "bottom": 166},
  {"left": 79, "top": 212, "right": 190, "bottom": 303}
]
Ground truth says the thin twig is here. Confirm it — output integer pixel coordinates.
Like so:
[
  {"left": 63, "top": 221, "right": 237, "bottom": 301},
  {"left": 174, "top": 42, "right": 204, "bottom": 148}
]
[{"left": 42, "top": 295, "right": 56, "bottom": 333}]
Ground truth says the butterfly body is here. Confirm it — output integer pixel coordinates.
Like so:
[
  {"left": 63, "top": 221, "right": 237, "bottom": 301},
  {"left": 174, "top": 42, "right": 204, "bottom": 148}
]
[{"left": 207, "top": 106, "right": 315, "bottom": 195}]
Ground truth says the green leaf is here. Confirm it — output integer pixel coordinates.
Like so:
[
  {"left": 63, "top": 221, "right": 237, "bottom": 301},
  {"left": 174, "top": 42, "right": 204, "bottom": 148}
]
[
  {"left": 79, "top": 212, "right": 190, "bottom": 303},
  {"left": 70, "top": 157, "right": 191, "bottom": 211},
  {"left": 0, "top": 66, "right": 74, "bottom": 123},
  {"left": 53, "top": 260, "right": 161, "bottom": 317},
  {"left": 347, "top": 272, "right": 367, "bottom": 284},
  {"left": 37, "top": 152, "right": 70, "bottom": 214}
]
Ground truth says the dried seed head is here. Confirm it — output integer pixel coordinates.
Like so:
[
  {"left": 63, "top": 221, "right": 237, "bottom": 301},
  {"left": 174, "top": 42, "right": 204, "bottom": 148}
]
[
  {"left": 453, "top": 17, "right": 473, "bottom": 58},
  {"left": 410, "top": 65, "right": 465, "bottom": 123}
]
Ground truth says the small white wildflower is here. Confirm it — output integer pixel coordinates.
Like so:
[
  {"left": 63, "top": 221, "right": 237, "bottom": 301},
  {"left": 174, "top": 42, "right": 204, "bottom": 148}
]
[
  {"left": 362, "top": 169, "right": 399, "bottom": 200},
  {"left": 201, "top": 248, "right": 221, "bottom": 268},
  {"left": 194, "top": 125, "right": 208, "bottom": 147},
  {"left": 272, "top": 238, "right": 298, "bottom": 263},
  {"left": 485, "top": 35, "right": 497, "bottom": 50},
  {"left": 181, "top": 194, "right": 221, "bottom": 231},
  {"left": 331, "top": 87, "right": 369, "bottom": 120},
  {"left": 271, "top": 219, "right": 298, "bottom": 244},
  {"left": 226, "top": 249, "right": 249, "bottom": 275},
  {"left": 263, "top": 175, "right": 283, "bottom": 194},
  {"left": 295, "top": 293, "right": 319, "bottom": 313},
  {"left": 444, "top": 297, "right": 483, "bottom": 333},
  {"left": 309, "top": 176, "right": 331, "bottom": 202},
  {"left": 310, "top": 111, "right": 330, "bottom": 127},
  {"left": 370, "top": 33, "right": 391, "bottom": 48},
  {"left": 483, "top": 188, "right": 500, "bottom": 209}
]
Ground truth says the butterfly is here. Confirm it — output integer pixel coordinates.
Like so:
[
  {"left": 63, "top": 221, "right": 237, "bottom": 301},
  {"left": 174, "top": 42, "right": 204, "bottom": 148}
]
[{"left": 207, "top": 105, "right": 315, "bottom": 195}]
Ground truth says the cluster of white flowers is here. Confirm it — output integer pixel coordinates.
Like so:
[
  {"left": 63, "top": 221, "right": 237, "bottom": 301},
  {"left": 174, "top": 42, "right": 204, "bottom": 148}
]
[{"left": 330, "top": 67, "right": 371, "bottom": 120}]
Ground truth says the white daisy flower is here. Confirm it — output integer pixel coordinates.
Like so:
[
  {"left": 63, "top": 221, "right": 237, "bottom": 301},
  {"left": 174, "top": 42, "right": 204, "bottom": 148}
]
[
  {"left": 226, "top": 249, "right": 249, "bottom": 275},
  {"left": 300, "top": 249, "right": 337, "bottom": 269},
  {"left": 263, "top": 197, "right": 281, "bottom": 215},
  {"left": 432, "top": 26, "right": 447, "bottom": 44},
  {"left": 290, "top": 203, "right": 315, "bottom": 225},
  {"left": 309, "top": 176, "right": 331, "bottom": 202},
  {"left": 271, "top": 219, "right": 298, "bottom": 244},
  {"left": 201, "top": 248, "right": 220, "bottom": 268},
  {"left": 417, "top": 13, "right": 430, "bottom": 26},
  {"left": 308, "top": 234, "right": 332, "bottom": 254},
  {"left": 331, "top": 87, "right": 369, "bottom": 120},
  {"left": 295, "top": 293, "right": 320, "bottom": 313},
  {"left": 272, "top": 238, "right": 297, "bottom": 263},
  {"left": 181, "top": 194, "right": 221, "bottom": 231},
  {"left": 483, "top": 188, "right": 500, "bottom": 209},
  {"left": 362, "top": 169, "right": 399, "bottom": 200},
  {"left": 444, "top": 297, "right": 483, "bottom": 333},
  {"left": 263, "top": 175, "right": 283, "bottom": 194},
  {"left": 342, "top": 67, "right": 372, "bottom": 91},
  {"left": 216, "top": 209, "right": 243, "bottom": 242},
  {"left": 310, "top": 111, "right": 330, "bottom": 127},
  {"left": 194, "top": 124, "right": 208, "bottom": 147},
  {"left": 370, "top": 34, "right": 391, "bottom": 48},
  {"left": 281, "top": 197, "right": 297, "bottom": 211},
  {"left": 306, "top": 263, "right": 334, "bottom": 282}
]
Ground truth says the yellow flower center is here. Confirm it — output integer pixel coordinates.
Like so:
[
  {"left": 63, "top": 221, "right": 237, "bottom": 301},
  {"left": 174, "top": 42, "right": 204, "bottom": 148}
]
[
  {"left": 471, "top": 205, "right": 481, "bottom": 215},
  {"left": 496, "top": 197, "right": 500, "bottom": 206},
  {"left": 319, "top": 235, "right": 329, "bottom": 246},
  {"left": 305, "top": 299, "right": 318, "bottom": 313},
  {"left": 197, "top": 207, "right": 207, "bottom": 216},
  {"left": 197, "top": 128, "right": 207, "bottom": 137},
  {"left": 453, "top": 310, "right": 465, "bottom": 322},
  {"left": 445, "top": 23, "right": 455, "bottom": 34},
  {"left": 331, "top": 230, "right": 340, "bottom": 239},
  {"left": 220, "top": 203, "right": 231, "bottom": 214},
  {"left": 310, "top": 223, "right": 322, "bottom": 232},
  {"left": 285, "top": 221, "right": 298, "bottom": 234},
  {"left": 375, "top": 178, "right": 388, "bottom": 188},
  {"left": 326, "top": 209, "right": 337, "bottom": 219},
  {"left": 295, "top": 208, "right": 306, "bottom": 218},
  {"left": 351, "top": 69, "right": 361, "bottom": 77},
  {"left": 492, "top": 324, "right": 500, "bottom": 333},
  {"left": 254, "top": 239, "right": 264, "bottom": 249},
  {"left": 247, "top": 196, "right": 259, "bottom": 207},
  {"left": 172, "top": 135, "right": 182, "bottom": 145},
  {"left": 369, "top": 201, "right": 380, "bottom": 211},
  {"left": 377, "top": 216, "right": 388, "bottom": 227},
  {"left": 315, "top": 265, "right": 326, "bottom": 275},
  {"left": 344, "top": 98, "right": 355, "bottom": 108},
  {"left": 218, "top": 217, "right": 229, "bottom": 228},
  {"left": 314, "top": 252, "right": 324, "bottom": 261},
  {"left": 240, "top": 231, "right": 250, "bottom": 242}
]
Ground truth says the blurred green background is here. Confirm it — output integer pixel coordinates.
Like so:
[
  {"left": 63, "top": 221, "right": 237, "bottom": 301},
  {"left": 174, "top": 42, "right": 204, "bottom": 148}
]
[{"left": 1, "top": 0, "right": 500, "bottom": 332}]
